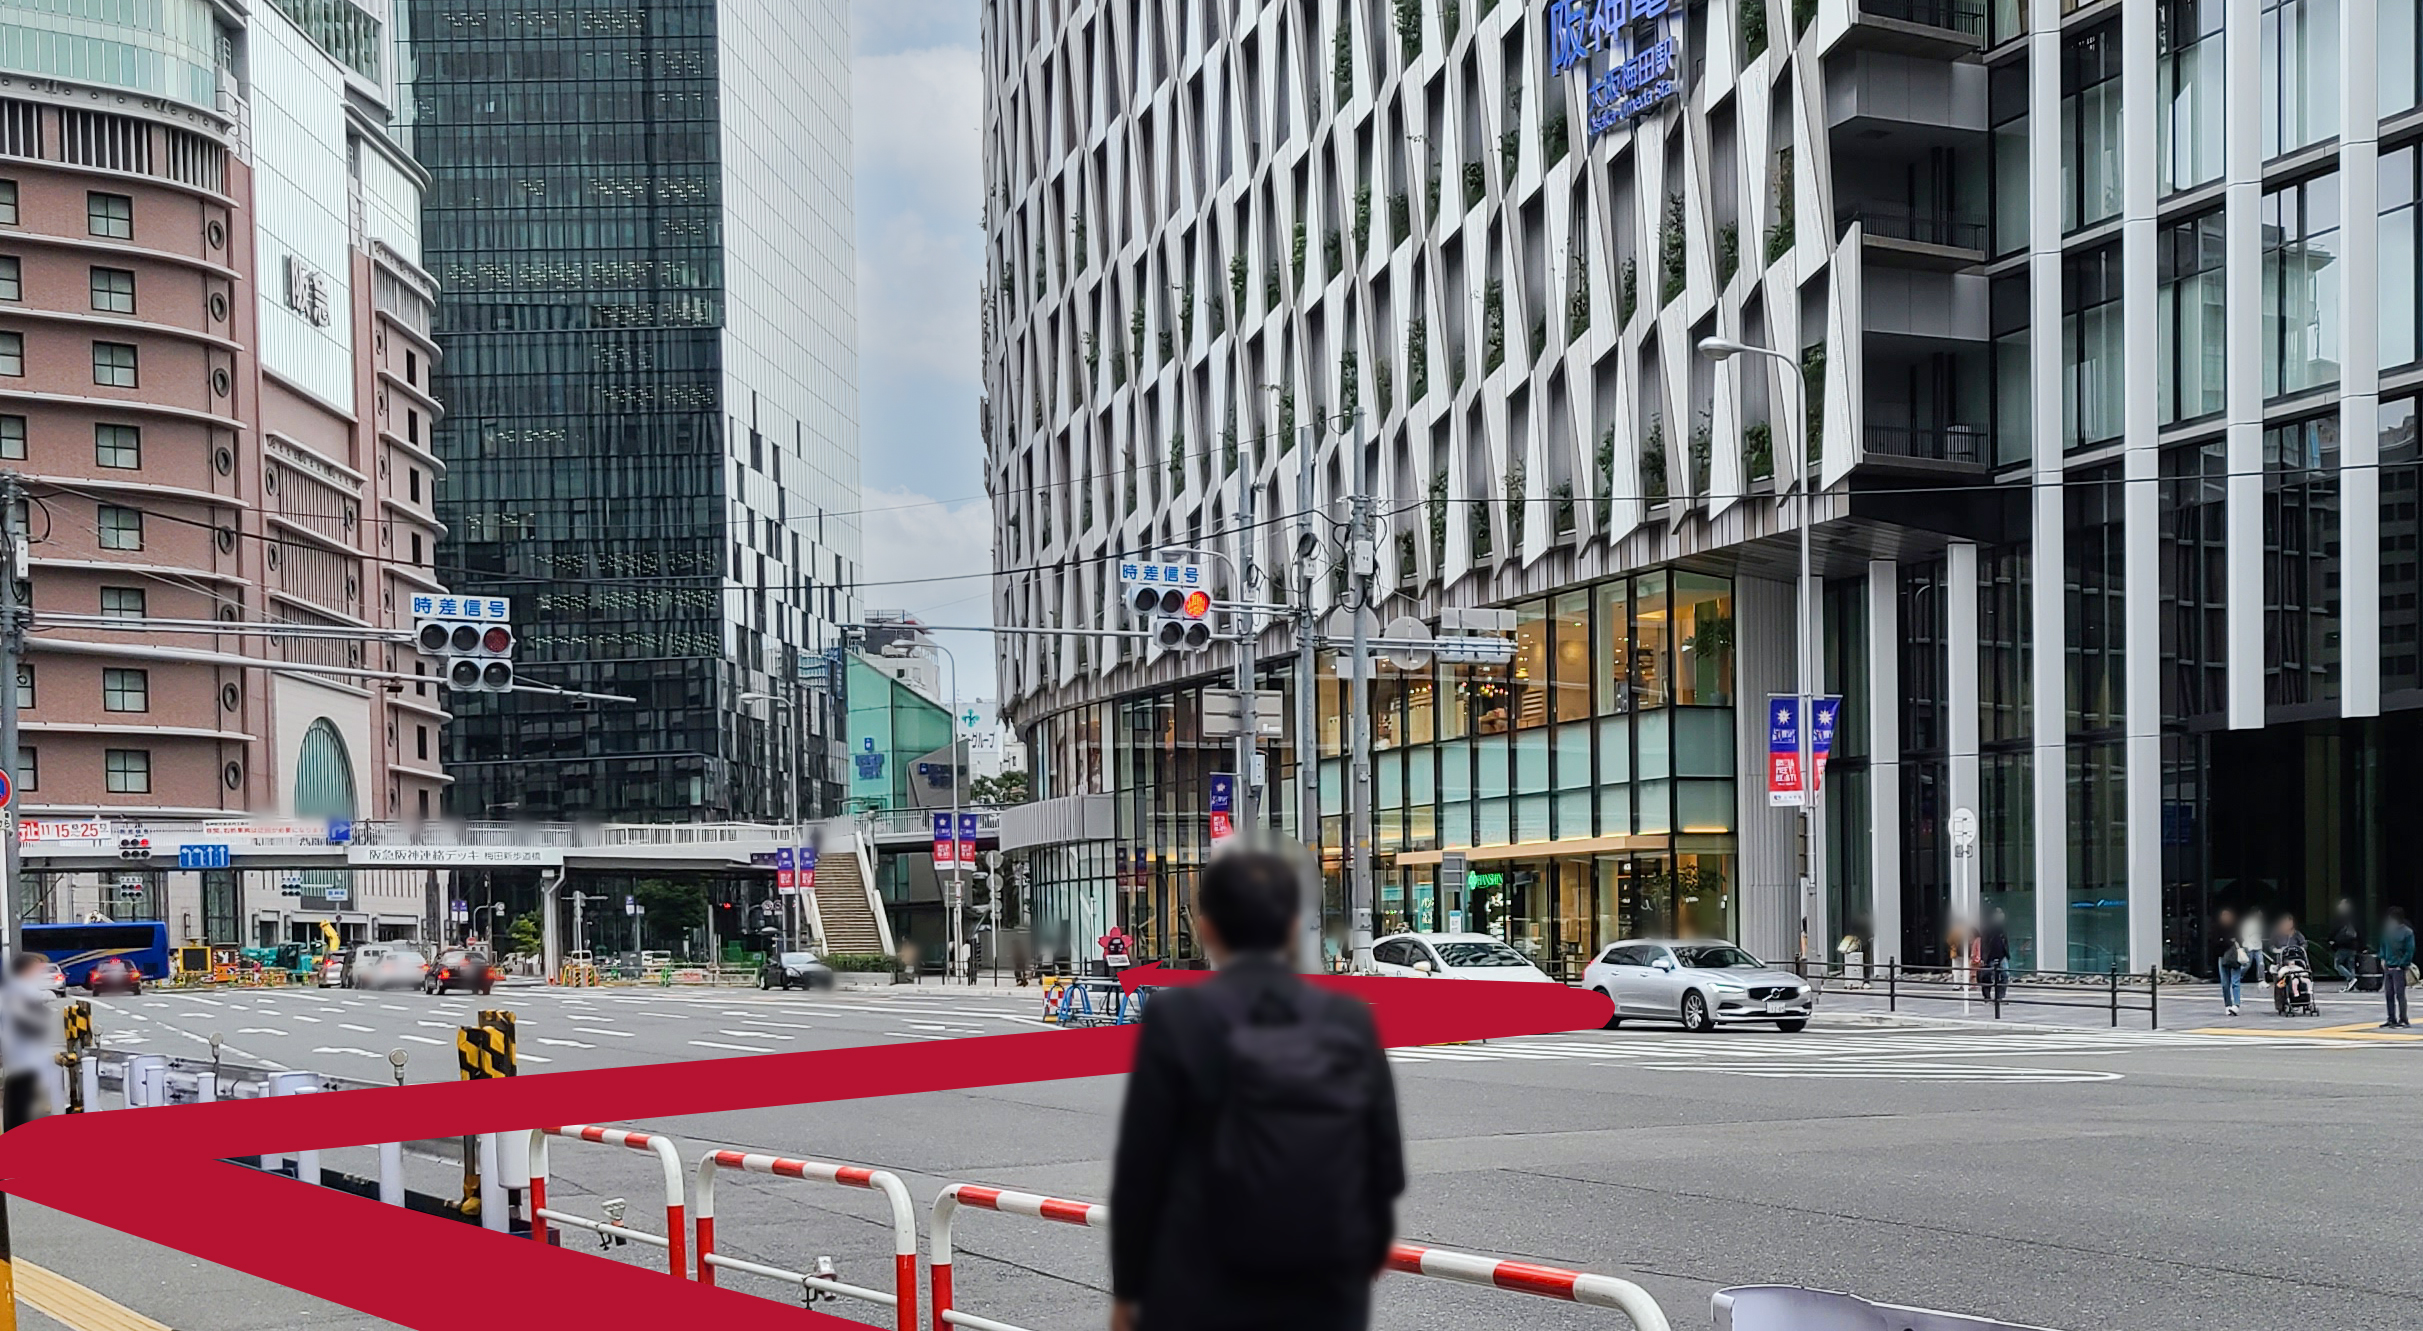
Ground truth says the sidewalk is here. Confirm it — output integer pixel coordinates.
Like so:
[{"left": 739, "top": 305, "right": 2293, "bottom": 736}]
[{"left": 1813, "top": 974, "right": 2423, "bottom": 1038}]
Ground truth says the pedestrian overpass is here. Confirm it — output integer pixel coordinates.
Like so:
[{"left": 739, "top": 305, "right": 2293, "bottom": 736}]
[{"left": 13, "top": 816, "right": 894, "bottom": 972}]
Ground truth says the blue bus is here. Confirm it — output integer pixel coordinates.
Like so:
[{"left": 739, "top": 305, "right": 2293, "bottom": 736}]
[{"left": 25, "top": 920, "right": 170, "bottom": 987}]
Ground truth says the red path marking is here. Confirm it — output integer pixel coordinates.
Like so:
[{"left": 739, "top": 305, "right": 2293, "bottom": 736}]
[{"left": 0, "top": 976, "right": 1609, "bottom": 1330}]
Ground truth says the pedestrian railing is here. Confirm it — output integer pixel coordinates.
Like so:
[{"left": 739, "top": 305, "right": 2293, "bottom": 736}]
[{"left": 1800, "top": 961, "right": 2165, "bottom": 1028}]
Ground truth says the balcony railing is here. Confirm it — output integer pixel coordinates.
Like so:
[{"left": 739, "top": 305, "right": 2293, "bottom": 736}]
[
  {"left": 1860, "top": 0, "right": 1988, "bottom": 37},
  {"left": 1866, "top": 423, "right": 1987, "bottom": 466},
  {"left": 1843, "top": 203, "right": 1988, "bottom": 252}
]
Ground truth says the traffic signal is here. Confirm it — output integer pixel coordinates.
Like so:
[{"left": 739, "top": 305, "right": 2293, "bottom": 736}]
[
  {"left": 1127, "top": 585, "right": 1213, "bottom": 653},
  {"left": 417, "top": 618, "right": 515, "bottom": 692}
]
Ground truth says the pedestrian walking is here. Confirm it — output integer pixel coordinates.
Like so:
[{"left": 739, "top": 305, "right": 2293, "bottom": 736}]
[
  {"left": 2328, "top": 899, "right": 2363, "bottom": 990},
  {"left": 2241, "top": 909, "right": 2267, "bottom": 985},
  {"left": 1109, "top": 848, "right": 1405, "bottom": 1331},
  {"left": 1980, "top": 910, "right": 2011, "bottom": 1006},
  {"left": 2381, "top": 908, "right": 2416, "bottom": 1030},
  {"left": 2215, "top": 909, "right": 2246, "bottom": 1016},
  {"left": 2, "top": 952, "right": 58, "bottom": 1127}
]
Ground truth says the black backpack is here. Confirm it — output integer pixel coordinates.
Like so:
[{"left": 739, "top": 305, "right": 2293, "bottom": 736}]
[{"left": 1201, "top": 980, "right": 1377, "bottom": 1280}]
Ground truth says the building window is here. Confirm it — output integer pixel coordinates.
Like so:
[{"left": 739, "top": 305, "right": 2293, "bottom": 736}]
[
  {"left": 2159, "top": 441, "right": 2229, "bottom": 722},
  {"left": 2262, "top": 172, "right": 2341, "bottom": 400},
  {"left": 2062, "top": 242, "right": 2124, "bottom": 450},
  {"left": 2060, "top": 21, "right": 2123, "bottom": 233},
  {"left": 86, "top": 192, "right": 132, "bottom": 239},
  {"left": 1990, "top": 275, "right": 2030, "bottom": 467},
  {"left": 0, "top": 181, "right": 17, "bottom": 226},
  {"left": 99, "top": 586, "right": 145, "bottom": 619},
  {"left": 104, "top": 748, "right": 150, "bottom": 793},
  {"left": 2157, "top": 0, "right": 2225, "bottom": 196},
  {"left": 2390, "top": 0, "right": 2423, "bottom": 117},
  {"left": 2385, "top": 396, "right": 2423, "bottom": 695},
  {"left": 0, "top": 415, "right": 23, "bottom": 461},
  {"left": 411, "top": 532, "right": 423, "bottom": 565},
  {"left": 94, "top": 424, "right": 140, "bottom": 469},
  {"left": 2384, "top": 147, "right": 2423, "bottom": 372},
  {"left": 409, "top": 468, "right": 421, "bottom": 502},
  {"left": 2156, "top": 211, "right": 2226, "bottom": 425},
  {"left": 101, "top": 667, "right": 148, "bottom": 713},
  {"left": 2262, "top": 0, "right": 2339, "bottom": 159},
  {"left": 1990, "top": 63, "right": 2029, "bottom": 259},
  {"left": 97, "top": 504, "right": 142, "bottom": 550},
  {"left": 2066, "top": 462, "right": 2126, "bottom": 737},
  {"left": 16, "top": 745, "right": 32, "bottom": 792},
  {"left": 90, "top": 267, "right": 134, "bottom": 314},
  {"left": 0, "top": 256, "right": 19, "bottom": 302},
  {"left": 2263, "top": 413, "right": 2340, "bottom": 706},
  {"left": 416, "top": 725, "right": 429, "bottom": 760},
  {"left": 0, "top": 332, "right": 22, "bottom": 377},
  {"left": 13, "top": 662, "right": 28, "bottom": 710},
  {"left": 92, "top": 342, "right": 137, "bottom": 387}
]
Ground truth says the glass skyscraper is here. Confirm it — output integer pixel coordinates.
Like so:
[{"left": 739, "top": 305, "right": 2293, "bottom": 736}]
[{"left": 403, "top": 0, "right": 860, "bottom": 822}]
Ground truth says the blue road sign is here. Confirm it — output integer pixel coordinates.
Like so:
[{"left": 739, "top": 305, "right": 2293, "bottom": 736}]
[
  {"left": 326, "top": 819, "right": 353, "bottom": 844},
  {"left": 178, "top": 844, "right": 231, "bottom": 870}
]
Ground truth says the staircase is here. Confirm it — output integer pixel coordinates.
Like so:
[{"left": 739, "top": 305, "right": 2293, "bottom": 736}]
[{"left": 810, "top": 842, "right": 889, "bottom": 957}]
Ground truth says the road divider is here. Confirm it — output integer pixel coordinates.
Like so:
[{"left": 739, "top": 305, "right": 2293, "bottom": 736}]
[{"left": 694, "top": 1149, "right": 917, "bottom": 1328}]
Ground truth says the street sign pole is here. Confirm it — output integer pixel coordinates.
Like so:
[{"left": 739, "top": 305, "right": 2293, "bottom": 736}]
[
  {"left": 1293, "top": 434, "right": 1321, "bottom": 974},
  {"left": 1347, "top": 409, "right": 1375, "bottom": 975},
  {"left": 1234, "top": 480, "right": 1258, "bottom": 835}
]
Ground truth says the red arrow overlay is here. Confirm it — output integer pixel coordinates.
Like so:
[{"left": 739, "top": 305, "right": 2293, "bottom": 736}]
[{"left": 0, "top": 976, "right": 1610, "bottom": 1330}]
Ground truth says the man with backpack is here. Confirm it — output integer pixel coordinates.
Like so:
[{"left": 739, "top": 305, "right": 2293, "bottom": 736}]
[{"left": 1109, "top": 848, "right": 1405, "bottom": 1330}]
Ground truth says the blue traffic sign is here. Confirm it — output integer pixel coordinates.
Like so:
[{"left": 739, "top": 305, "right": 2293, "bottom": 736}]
[
  {"left": 0, "top": 768, "right": 13, "bottom": 808},
  {"left": 178, "top": 844, "right": 231, "bottom": 870},
  {"left": 326, "top": 819, "right": 353, "bottom": 844},
  {"left": 322, "top": 885, "right": 349, "bottom": 903}
]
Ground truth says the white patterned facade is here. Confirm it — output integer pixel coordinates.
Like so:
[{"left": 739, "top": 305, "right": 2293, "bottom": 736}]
[{"left": 984, "top": 0, "right": 2423, "bottom": 979}]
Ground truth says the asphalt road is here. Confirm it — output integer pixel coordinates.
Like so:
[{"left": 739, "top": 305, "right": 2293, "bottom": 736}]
[{"left": 16, "top": 977, "right": 2423, "bottom": 1331}]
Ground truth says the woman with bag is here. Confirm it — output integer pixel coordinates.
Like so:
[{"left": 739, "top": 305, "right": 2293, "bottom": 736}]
[{"left": 2215, "top": 908, "right": 2247, "bottom": 1017}]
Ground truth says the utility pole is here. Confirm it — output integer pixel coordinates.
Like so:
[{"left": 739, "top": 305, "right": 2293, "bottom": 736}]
[
  {"left": 1, "top": 471, "right": 21, "bottom": 962},
  {"left": 1346, "top": 412, "right": 1375, "bottom": 975},
  {"left": 1233, "top": 479, "right": 1258, "bottom": 832},
  {"left": 1292, "top": 434, "right": 1321, "bottom": 973}
]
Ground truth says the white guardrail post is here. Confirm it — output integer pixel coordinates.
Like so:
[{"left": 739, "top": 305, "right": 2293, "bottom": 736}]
[{"left": 693, "top": 1150, "right": 918, "bottom": 1330}]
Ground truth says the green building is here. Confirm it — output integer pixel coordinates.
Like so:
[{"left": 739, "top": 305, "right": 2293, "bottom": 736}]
[{"left": 847, "top": 656, "right": 957, "bottom": 812}]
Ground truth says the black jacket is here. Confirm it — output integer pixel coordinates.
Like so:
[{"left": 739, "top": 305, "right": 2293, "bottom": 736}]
[{"left": 1109, "top": 955, "right": 1405, "bottom": 1330}]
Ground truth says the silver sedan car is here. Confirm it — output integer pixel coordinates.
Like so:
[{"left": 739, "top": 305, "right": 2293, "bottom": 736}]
[{"left": 1579, "top": 940, "right": 1816, "bottom": 1032}]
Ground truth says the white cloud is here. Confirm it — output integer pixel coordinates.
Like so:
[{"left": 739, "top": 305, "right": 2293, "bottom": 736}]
[{"left": 857, "top": 487, "right": 999, "bottom": 715}]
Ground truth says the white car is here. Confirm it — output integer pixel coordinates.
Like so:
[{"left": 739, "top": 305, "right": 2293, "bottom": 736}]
[
  {"left": 356, "top": 949, "right": 430, "bottom": 992},
  {"left": 1581, "top": 939, "right": 1815, "bottom": 1032},
  {"left": 1371, "top": 932, "right": 1558, "bottom": 982}
]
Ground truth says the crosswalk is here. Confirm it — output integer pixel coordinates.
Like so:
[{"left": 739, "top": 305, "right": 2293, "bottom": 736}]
[{"left": 1385, "top": 1026, "right": 2356, "bottom": 1083}]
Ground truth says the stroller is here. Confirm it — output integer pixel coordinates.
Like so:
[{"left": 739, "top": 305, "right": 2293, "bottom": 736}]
[{"left": 2273, "top": 945, "right": 2320, "bottom": 1017}]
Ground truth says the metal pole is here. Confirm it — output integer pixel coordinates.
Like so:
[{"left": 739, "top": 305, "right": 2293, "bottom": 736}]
[
  {"left": 539, "top": 867, "right": 562, "bottom": 979},
  {"left": 937, "top": 644, "right": 965, "bottom": 982},
  {"left": 1793, "top": 358, "right": 1817, "bottom": 966},
  {"left": 1234, "top": 480, "right": 1258, "bottom": 833},
  {"left": 1347, "top": 412, "right": 1374, "bottom": 975},
  {"left": 2, "top": 470, "right": 21, "bottom": 961},
  {"left": 1294, "top": 438, "right": 1321, "bottom": 973}
]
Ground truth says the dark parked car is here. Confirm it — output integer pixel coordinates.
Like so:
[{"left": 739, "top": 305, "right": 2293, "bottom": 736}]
[
  {"left": 425, "top": 949, "right": 496, "bottom": 996},
  {"left": 757, "top": 951, "right": 835, "bottom": 991},
  {"left": 84, "top": 956, "right": 143, "bottom": 995}
]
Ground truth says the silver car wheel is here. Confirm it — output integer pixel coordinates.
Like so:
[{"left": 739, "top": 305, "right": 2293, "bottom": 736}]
[{"left": 1681, "top": 990, "right": 1714, "bottom": 1032}]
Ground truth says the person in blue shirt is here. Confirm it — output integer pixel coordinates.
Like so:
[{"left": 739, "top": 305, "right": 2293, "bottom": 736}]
[{"left": 2380, "top": 909, "right": 2416, "bottom": 1030}]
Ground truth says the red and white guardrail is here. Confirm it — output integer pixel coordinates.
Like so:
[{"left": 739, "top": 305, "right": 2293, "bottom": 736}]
[
  {"left": 527, "top": 1126, "right": 688, "bottom": 1277},
  {"left": 694, "top": 1150, "right": 918, "bottom": 1330},
  {"left": 927, "top": 1183, "right": 1667, "bottom": 1331},
  {"left": 929, "top": 1184, "right": 1107, "bottom": 1331}
]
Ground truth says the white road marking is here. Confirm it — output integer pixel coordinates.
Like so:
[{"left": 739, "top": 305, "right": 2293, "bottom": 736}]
[
  {"left": 717, "top": 1028, "right": 794, "bottom": 1041},
  {"left": 289, "top": 1014, "right": 322, "bottom": 1023},
  {"left": 418, "top": 1021, "right": 456, "bottom": 1029},
  {"left": 312, "top": 1046, "right": 383, "bottom": 1059},
  {"left": 400, "top": 1035, "right": 446, "bottom": 1045},
  {"left": 536, "top": 1038, "right": 594, "bottom": 1049},
  {"left": 734, "top": 1020, "right": 818, "bottom": 1031},
  {"left": 237, "top": 1028, "right": 288, "bottom": 1036},
  {"left": 339, "top": 1023, "right": 377, "bottom": 1033},
  {"left": 688, "top": 1039, "right": 773, "bottom": 1053},
  {"left": 574, "top": 1027, "right": 636, "bottom": 1038},
  {"left": 380, "top": 1005, "right": 408, "bottom": 1012}
]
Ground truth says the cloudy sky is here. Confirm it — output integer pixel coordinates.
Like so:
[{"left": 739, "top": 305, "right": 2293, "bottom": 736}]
[{"left": 849, "top": 0, "right": 998, "bottom": 718}]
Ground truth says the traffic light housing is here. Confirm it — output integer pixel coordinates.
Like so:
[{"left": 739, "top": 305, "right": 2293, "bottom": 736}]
[
  {"left": 417, "top": 618, "right": 515, "bottom": 692},
  {"left": 1127, "top": 585, "right": 1213, "bottom": 653}
]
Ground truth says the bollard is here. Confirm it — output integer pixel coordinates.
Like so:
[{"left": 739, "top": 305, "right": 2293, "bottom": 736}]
[
  {"left": 478, "top": 1134, "right": 506, "bottom": 1232},
  {"left": 2149, "top": 966, "right": 2160, "bottom": 1030},
  {"left": 264, "top": 1071, "right": 320, "bottom": 1183},
  {"left": 2106, "top": 965, "right": 2119, "bottom": 1028},
  {"left": 121, "top": 1054, "right": 167, "bottom": 1109},
  {"left": 378, "top": 1141, "right": 404, "bottom": 1207},
  {"left": 194, "top": 1071, "right": 218, "bottom": 1103}
]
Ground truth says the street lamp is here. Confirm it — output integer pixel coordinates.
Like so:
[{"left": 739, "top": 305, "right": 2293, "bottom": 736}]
[
  {"left": 881, "top": 637, "right": 967, "bottom": 983},
  {"left": 1697, "top": 334, "right": 1821, "bottom": 963}
]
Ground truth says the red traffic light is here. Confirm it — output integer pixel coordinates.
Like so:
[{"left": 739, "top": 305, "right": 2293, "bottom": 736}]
[
  {"left": 1182, "top": 589, "right": 1211, "bottom": 618},
  {"left": 481, "top": 626, "right": 512, "bottom": 653}
]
